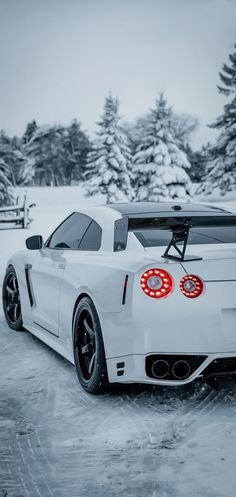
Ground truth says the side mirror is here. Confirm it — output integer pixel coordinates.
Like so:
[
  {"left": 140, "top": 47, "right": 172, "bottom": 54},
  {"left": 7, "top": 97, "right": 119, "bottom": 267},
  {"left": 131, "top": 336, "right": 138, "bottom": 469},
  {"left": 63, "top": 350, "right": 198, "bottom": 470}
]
[{"left": 26, "top": 235, "right": 43, "bottom": 250}]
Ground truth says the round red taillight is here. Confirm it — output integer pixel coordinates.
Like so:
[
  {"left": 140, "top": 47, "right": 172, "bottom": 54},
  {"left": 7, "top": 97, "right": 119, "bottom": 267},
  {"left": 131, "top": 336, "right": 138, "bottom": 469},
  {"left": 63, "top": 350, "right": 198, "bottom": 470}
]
[
  {"left": 140, "top": 268, "right": 173, "bottom": 299},
  {"left": 180, "top": 274, "right": 204, "bottom": 298}
]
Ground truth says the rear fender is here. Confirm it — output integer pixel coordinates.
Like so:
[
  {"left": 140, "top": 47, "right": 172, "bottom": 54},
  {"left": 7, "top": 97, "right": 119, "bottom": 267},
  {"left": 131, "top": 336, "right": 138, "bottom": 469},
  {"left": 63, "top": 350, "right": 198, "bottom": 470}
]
[{"left": 58, "top": 263, "right": 133, "bottom": 353}]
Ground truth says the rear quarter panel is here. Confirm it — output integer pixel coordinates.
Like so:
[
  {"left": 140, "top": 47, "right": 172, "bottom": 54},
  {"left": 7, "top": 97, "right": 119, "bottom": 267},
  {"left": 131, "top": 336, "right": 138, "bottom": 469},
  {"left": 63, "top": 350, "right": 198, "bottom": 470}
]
[{"left": 58, "top": 251, "right": 148, "bottom": 348}]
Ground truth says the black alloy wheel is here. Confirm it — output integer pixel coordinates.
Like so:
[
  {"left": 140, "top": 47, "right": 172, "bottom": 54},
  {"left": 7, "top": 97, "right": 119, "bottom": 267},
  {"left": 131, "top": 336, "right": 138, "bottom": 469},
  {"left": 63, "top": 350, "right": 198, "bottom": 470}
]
[
  {"left": 2, "top": 266, "right": 23, "bottom": 331},
  {"left": 73, "top": 297, "right": 109, "bottom": 394}
]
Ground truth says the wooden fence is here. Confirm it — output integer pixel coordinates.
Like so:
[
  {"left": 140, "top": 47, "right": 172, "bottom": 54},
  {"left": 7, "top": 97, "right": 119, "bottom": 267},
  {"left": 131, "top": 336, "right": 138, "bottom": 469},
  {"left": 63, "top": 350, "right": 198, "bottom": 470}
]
[{"left": 0, "top": 193, "right": 35, "bottom": 228}]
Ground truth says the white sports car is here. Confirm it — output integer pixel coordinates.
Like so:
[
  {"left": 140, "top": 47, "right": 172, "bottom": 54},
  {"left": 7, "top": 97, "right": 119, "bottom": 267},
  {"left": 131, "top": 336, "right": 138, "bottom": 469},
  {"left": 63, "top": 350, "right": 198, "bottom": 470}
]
[{"left": 2, "top": 202, "right": 236, "bottom": 393}]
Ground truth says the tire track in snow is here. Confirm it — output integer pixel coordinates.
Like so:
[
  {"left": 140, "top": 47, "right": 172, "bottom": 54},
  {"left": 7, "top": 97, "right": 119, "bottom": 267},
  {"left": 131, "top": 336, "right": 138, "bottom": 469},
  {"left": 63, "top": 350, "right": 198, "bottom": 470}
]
[
  {"left": 146, "top": 383, "right": 236, "bottom": 453},
  {"left": 1, "top": 311, "right": 236, "bottom": 497}
]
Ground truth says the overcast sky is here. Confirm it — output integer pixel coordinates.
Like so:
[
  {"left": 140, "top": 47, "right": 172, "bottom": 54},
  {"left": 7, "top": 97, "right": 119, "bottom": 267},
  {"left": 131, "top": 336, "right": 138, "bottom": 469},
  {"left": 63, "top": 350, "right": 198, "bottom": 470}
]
[{"left": 0, "top": 0, "right": 235, "bottom": 148}]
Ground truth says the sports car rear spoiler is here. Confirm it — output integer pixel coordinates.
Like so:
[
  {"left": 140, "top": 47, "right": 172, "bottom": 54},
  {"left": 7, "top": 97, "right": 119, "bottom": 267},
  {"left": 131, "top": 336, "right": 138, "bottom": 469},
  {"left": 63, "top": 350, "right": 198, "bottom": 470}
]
[{"left": 114, "top": 213, "right": 236, "bottom": 261}]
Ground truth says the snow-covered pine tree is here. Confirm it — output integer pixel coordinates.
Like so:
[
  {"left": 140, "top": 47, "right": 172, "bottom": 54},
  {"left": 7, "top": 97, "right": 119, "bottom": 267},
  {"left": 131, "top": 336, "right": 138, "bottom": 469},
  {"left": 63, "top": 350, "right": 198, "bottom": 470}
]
[
  {"left": 18, "top": 154, "right": 36, "bottom": 185},
  {"left": 133, "top": 94, "right": 192, "bottom": 201},
  {"left": 123, "top": 116, "right": 150, "bottom": 156},
  {"left": 186, "top": 143, "right": 210, "bottom": 183},
  {"left": 22, "top": 120, "right": 38, "bottom": 145},
  {"left": 0, "top": 131, "right": 19, "bottom": 185},
  {"left": 199, "top": 42, "right": 236, "bottom": 195},
  {"left": 62, "top": 120, "right": 91, "bottom": 185},
  {"left": 17, "top": 121, "right": 38, "bottom": 185},
  {"left": 0, "top": 158, "right": 14, "bottom": 207},
  {"left": 84, "top": 94, "right": 134, "bottom": 202},
  {"left": 171, "top": 113, "right": 199, "bottom": 152},
  {"left": 25, "top": 124, "right": 65, "bottom": 186}
]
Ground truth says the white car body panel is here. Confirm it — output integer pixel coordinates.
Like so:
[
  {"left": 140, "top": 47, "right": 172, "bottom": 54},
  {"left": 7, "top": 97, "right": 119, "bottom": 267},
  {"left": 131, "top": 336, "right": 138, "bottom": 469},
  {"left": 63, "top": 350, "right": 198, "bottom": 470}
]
[
  {"left": 5, "top": 202, "right": 236, "bottom": 386},
  {"left": 29, "top": 249, "right": 65, "bottom": 336}
]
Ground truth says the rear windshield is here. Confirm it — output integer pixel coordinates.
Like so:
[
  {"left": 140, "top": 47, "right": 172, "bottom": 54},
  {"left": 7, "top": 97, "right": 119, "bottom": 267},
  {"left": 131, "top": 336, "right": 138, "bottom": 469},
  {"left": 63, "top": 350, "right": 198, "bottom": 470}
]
[{"left": 133, "top": 227, "right": 236, "bottom": 247}]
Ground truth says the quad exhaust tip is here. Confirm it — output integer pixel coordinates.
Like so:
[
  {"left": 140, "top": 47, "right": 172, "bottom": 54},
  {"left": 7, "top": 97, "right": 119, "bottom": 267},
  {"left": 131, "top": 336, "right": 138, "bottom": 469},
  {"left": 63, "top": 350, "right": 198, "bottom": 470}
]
[
  {"left": 146, "top": 355, "right": 206, "bottom": 381},
  {"left": 151, "top": 359, "right": 170, "bottom": 379},
  {"left": 151, "top": 358, "right": 191, "bottom": 380},
  {"left": 172, "top": 360, "right": 191, "bottom": 380}
]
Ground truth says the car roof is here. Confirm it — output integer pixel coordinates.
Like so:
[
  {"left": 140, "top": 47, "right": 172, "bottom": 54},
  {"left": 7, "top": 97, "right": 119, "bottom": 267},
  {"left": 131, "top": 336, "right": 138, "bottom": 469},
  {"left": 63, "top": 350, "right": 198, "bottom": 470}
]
[{"left": 106, "top": 201, "right": 230, "bottom": 215}]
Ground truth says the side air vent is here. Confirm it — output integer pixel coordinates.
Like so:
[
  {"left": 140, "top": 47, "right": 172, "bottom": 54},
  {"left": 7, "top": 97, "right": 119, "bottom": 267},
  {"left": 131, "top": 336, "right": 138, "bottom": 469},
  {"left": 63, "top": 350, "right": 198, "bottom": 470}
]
[{"left": 25, "top": 264, "right": 35, "bottom": 307}]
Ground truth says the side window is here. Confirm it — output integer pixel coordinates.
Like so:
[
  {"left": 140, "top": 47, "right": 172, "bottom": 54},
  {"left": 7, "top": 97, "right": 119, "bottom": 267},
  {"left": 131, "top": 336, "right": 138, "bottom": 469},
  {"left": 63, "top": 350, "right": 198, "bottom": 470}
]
[
  {"left": 48, "top": 213, "right": 92, "bottom": 249},
  {"left": 78, "top": 221, "right": 102, "bottom": 251}
]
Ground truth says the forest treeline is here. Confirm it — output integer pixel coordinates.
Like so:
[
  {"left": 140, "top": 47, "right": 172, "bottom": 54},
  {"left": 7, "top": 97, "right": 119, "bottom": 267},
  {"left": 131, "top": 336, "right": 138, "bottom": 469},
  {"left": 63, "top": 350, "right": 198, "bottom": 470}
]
[{"left": 0, "top": 42, "right": 235, "bottom": 205}]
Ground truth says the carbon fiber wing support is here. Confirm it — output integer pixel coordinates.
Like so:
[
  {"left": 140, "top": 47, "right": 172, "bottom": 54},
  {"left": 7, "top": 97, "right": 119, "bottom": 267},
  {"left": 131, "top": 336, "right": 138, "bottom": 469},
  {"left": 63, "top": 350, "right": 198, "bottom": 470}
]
[{"left": 114, "top": 213, "right": 236, "bottom": 260}]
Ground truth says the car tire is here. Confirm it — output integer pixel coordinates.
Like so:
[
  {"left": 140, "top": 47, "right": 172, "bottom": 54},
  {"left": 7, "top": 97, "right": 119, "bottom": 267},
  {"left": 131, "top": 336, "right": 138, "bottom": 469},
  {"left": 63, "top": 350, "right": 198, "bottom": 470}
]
[
  {"left": 2, "top": 265, "right": 23, "bottom": 331},
  {"left": 73, "top": 296, "right": 109, "bottom": 394}
]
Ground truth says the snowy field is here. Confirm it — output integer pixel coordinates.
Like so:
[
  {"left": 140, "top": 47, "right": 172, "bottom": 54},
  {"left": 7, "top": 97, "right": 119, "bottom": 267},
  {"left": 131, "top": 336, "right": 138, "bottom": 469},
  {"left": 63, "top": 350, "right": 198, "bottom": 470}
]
[
  {"left": 1, "top": 186, "right": 236, "bottom": 497},
  {"left": 1, "top": 185, "right": 236, "bottom": 279}
]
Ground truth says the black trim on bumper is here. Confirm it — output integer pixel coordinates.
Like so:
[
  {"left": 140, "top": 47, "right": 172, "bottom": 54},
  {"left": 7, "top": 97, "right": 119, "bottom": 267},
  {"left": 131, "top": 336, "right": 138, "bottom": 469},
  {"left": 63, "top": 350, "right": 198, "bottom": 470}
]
[
  {"left": 202, "top": 358, "right": 236, "bottom": 379},
  {"left": 146, "top": 354, "right": 207, "bottom": 381}
]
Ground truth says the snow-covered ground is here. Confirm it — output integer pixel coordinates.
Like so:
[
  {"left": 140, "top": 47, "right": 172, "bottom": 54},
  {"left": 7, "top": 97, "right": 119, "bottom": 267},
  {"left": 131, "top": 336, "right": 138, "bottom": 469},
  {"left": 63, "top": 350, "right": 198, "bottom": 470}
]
[
  {"left": 1, "top": 185, "right": 236, "bottom": 497},
  {"left": 1, "top": 184, "right": 236, "bottom": 278}
]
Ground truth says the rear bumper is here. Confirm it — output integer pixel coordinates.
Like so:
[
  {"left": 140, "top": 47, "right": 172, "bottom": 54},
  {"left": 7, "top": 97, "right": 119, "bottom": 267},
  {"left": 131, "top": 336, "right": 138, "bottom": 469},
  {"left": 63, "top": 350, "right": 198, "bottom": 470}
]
[
  {"left": 106, "top": 352, "right": 236, "bottom": 385},
  {"left": 101, "top": 268, "right": 236, "bottom": 384},
  {"left": 101, "top": 279, "right": 236, "bottom": 358}
]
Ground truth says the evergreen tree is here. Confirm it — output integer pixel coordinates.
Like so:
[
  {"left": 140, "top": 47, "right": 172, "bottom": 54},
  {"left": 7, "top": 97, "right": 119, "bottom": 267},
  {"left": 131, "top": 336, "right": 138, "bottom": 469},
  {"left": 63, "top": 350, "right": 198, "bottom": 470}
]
[
  {"left": 84, "top": 94, "right": 134, "bottom": 202},
  {"left": 123, "top": 116, "right": 150, "bottom": 156},
  {"left": 133, "top": 94, "right": 192, "bottom": 201},
  {"left": 0, "top": 158, "right": 14, "bottom": 207},
  {"left": 22, "top": 120, "right": 38, "bottom": 144},
  {"left": 25, "top": 124, "right": 65, "bottom": 186},
  {"left": 0, "top": 131, "right": 20, "bottom": 185},
  {"left": 21, "top": 121, "right": 38, "bottom": 184},
  {"left": 62, "top": 120, "right": 91, "bottom": 185},
  {"left": 184, "top": 143, "right": 209, "bottom": 183},
  {"left": 9, "top": 135, "right": 34, "bottom": 186},
  {"left": 199, "top": 42, "right": 236, "bottom": 195},
  {"left": 22, "top": 120, "right": 90, "bottom": 186},
  {"left": 18, "top": 153, "right": 35, "bottom": 185},
  {"left": 0, "top": 131, "right": 30, "bottom": 186},
  {"left": 172, "top": 113, "right": 199, "bottom": 152},
  {"left": 125, "top": 111, "right": 198, "bottom": 182}
]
